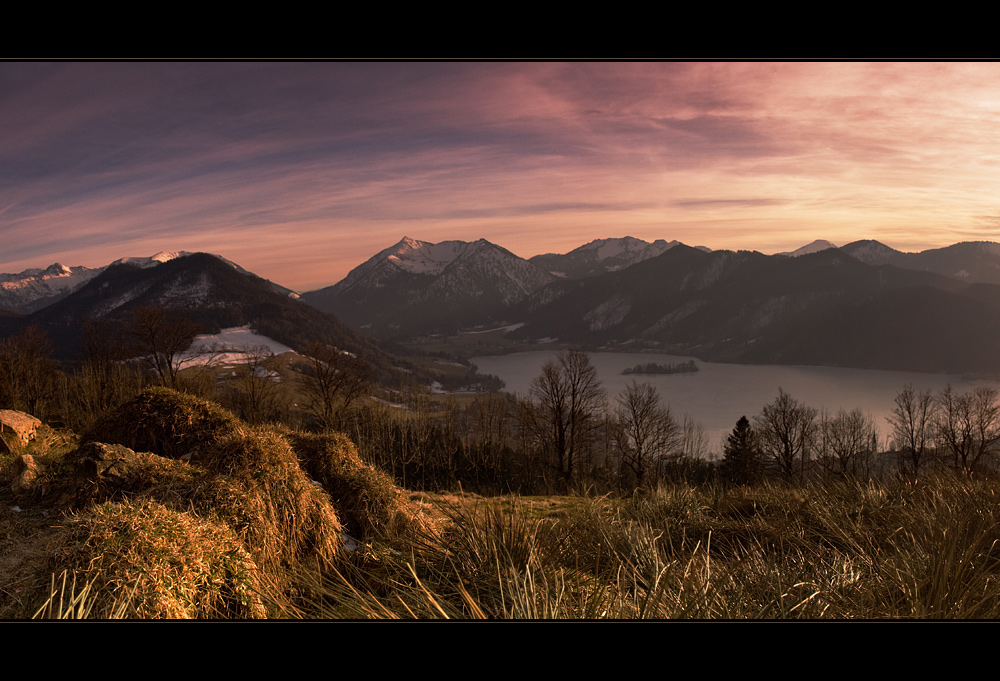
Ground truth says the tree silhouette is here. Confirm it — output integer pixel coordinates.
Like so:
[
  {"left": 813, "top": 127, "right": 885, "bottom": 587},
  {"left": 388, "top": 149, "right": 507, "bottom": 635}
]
[
  {"left": 300, "top": 342, "right": 374, "bottom": 430},
  {"left": 934, "top": 384, "right": 1000, "bottom": 473},
  {"left": 755, "top": 388, "right": 817, "bottom": 480},
  {"left": 613, "top": 380, "right": 680, "bottom": 486},
  {"left": 0, "top": 324, "right": 57, "bottom": 417},
  {"left": 818, "top": 408, "right": 878, "bottom": 478},
  {"left": 526, "top": 349, "right": 606, "bottom": 489},
  {"left": 721, "top": 415, "right": 763, "bottom": 484},
  {"left": 887, "top": 384, "right": 936, "bottom": 477},
  {"left": 127, "top": 307, "right": 202, "bottom": 389}
]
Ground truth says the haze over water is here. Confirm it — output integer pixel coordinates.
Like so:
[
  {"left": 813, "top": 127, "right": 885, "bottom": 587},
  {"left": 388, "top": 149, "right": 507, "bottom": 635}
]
[{"left": 471, "top": 351, "right": 1000, "bottom": 453}]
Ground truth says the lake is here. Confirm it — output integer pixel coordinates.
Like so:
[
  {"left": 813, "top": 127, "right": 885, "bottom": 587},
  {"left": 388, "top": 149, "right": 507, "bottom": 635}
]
[{"left": 470, "top": 351, "right": 1000, "bottom": 453}]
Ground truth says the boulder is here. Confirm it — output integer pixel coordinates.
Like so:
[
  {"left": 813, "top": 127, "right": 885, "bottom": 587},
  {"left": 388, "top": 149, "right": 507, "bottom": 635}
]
[
  {"left": 0, "top": 410, "right": 41, "bottom": 447},
  {"left": 9, "top": 454, "right": 39, "bottom": 499}
]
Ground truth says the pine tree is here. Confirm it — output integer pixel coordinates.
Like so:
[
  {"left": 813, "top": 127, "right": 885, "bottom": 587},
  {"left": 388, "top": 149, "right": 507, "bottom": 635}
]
[{"left": 721, "top": 415, "right": 763, "bottom": 484}]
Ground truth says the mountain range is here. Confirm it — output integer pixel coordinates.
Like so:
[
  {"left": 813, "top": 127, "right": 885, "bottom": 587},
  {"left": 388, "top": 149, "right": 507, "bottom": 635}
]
[
  {"left": 5, "top": 236, "right": 1000, "bottom": 375},
  {"left": 506, "top": 244, "right": 1000, "bottom": 372},
  {"left": 0, "top": 251, "right": 298, "bottom": 315},
  {"left": 301, "top": 235, "right": 1000, "bottom": 373},
  {"left": 528, "top": 236, "right": 710, "bottom": 279},
  {"left": 0, "top": 252, "right": 387, "bottom": 375},
  {"left": 300, "top": 237, "right": 557, "bottom": 338}
]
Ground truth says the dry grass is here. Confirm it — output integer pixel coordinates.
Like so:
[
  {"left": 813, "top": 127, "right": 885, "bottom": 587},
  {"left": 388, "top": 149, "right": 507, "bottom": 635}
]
[
  {"left": 297, "top": 474, "right": 1000, "bottom": 619},
  {"left": 188, "top": 428, "right": 344, "bottom": 577},
  {"left": 82, "top": 387, "right": 244, "bottom": 459},
  {"left": 287, "top": 430, "right": 433, "bottom": 540},
  {"left": 12, "top": 386, "right": 1000, "bottom": 619},
  {"left": 1, "top": 388, "right": 433, "bottom": 619},
  {"left": 41, "top": 498, "right": 265, "bottom": 619}
]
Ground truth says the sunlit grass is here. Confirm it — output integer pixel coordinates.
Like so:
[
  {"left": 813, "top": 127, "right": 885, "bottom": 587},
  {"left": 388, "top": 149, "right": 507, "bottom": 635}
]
[{"left": 296, "top": 474, "right": 1000, "bottom": 619}]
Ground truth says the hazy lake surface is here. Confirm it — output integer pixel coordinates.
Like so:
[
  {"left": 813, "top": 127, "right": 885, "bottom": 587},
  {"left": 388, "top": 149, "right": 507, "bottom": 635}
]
[{"left": 471, "top": 351, "right": 1000, "bottom": 452}]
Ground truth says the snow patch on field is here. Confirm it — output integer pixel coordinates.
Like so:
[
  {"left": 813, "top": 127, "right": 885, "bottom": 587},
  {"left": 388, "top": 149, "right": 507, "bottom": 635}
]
[{"left": 180, "top": 325, "right": 295, "bottom": 366}]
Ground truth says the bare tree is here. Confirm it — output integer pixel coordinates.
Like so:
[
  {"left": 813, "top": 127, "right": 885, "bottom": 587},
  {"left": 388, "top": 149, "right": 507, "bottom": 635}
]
[
  {"left": 754, "top": 388, "right": 818, "bottom": 480},
  {"left": 887, "top": 384, "right": 936, "bottom": 477},
  {"left": 126, "top": 307, "right": 202, "bottom": 389},
  {"left": 613, "top": 380, "right": 680, "bottom": 486},
  {"left": 223, "top": 345, "right": 287, "bottom": 425},
  {"left": 0, "top": 324, "right": 57, "bottom": 417},
  {"left": 72, "top": 319, "right": 144, "bottom": 428},
  {"left": 819, "top": 408, "right": 878, "bottom": 478},
  {"left": 527, "top": 349, "right": 606, "bottom": 489},
  {"left": 300, "top": 342, "right": 374, "bottom": 430},
  {"left": 934, "top": 384, "right": 1000, "bottom": 473},
  {"left": 463, "top": 391, "right": 515, "bottom": 448},
  {"left": 679, "top": 414, "right": 709, "bottom": 462}
]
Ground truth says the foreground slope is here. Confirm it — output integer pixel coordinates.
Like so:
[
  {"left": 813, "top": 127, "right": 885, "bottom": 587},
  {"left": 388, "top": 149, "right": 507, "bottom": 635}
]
[{"left": 0, "top": 389, "right": 429, "bottom": 618}]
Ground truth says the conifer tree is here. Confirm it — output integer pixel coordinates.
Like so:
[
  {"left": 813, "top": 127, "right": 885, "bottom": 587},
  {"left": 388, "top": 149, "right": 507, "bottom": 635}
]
[{"left": 721, "top": 415, "right": 763, "bottom": 484}]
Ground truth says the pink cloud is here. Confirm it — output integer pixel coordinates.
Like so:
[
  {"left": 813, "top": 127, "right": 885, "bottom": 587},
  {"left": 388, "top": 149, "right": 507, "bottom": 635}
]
[{"left": 5, "top": 62, "right": 1000, "bottom": 290}]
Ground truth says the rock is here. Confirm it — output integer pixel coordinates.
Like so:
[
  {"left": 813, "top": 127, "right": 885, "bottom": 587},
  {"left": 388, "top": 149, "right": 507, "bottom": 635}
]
[
  {"left": 0, "top": 410, "right": 42, "bottom": 447},
  {"left": 10, "top": 454, "right": 39, "bottom": 499},
  {"left": 71, "top": 442, "right": 144, "bottom": 486}
]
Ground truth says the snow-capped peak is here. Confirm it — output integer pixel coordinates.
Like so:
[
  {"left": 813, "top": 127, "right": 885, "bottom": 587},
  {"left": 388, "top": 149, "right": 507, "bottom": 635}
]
[
  {"left": 841, "top": 240, "right": 899, "bottom": 265},
  {"left": 113, "top": 251, "right": 192, "bottom": 268},
  {"left": 379, "top": 237, "right": 505, "bottom": 277},
  {"left": 0, "top": 262, "right": 102, "bottom": 313},
  {"left": 385, "top": 237, "right": 468, "bottom": 276},
  {"left": 530, "top": 237, "right": 690, "bottom": 278}
]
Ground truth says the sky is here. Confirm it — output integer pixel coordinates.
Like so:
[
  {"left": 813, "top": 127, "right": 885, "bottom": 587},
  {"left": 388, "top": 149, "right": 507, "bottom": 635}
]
[{"left": 4, "top": 61, "right": 1000, "bottom": 292}]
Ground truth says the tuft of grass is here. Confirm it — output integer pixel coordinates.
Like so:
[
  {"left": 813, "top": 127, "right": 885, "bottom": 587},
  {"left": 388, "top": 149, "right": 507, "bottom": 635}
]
[
  {"left": 188, "top": 428, "right": 345, "bottom": 578},
  {"left": 285, "top": 430, "right": 432, "bottom": 541},
  {"left": 82, "top": 387, "right": 244, "bottom": 459},
  {"left": 41, "top": 498, "right": 266, "bottom": 619}
]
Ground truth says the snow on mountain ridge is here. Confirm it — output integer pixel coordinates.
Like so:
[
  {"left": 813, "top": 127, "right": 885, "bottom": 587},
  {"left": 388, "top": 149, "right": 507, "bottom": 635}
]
[
  {"left": 0, "top": 263, "right": 102, "bottom": 313},
  {"left": 979, "top": 242, "right": 1000, "bottom": 257},
  {"left": 112, "top": 251, "right": 202, "bottom": 269},
  {"left": 386, "top": 237, "right": 475, "bottom": 276},
  {"left": 531, "top": 237, "right": 686, "bottom": 278},
  {"left": 0, "top": 251, "right": 300, "bottom": 313}
]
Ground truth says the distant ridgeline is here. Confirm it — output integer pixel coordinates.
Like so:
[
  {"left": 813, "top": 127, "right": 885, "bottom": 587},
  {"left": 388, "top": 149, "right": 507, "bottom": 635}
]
[{"left": 621, "top": 360, "right": 698, "bottom": 376}]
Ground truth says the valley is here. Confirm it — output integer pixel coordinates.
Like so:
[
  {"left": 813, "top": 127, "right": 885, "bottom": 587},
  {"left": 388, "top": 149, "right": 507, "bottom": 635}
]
[
  {"left": 6, "top": 236, "right": 1000, "bottom": 620},
  {"left": 6, "top": 234, "right": 1000, "bottom": 389}
]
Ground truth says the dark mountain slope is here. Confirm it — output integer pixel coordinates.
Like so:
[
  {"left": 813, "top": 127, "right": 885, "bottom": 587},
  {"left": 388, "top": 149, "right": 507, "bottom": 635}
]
[
  {"left": 11, "top": 253, "right": 382, "bottom": 366},
  {"left": 842, "top": 240, "right": 1000, "bottom": 285},
  {"left": 508, "top": 246, "right": 1000, "bottom": 373},
  {"left": 302, "top": 237, "right": 555, "bottom": 338}
]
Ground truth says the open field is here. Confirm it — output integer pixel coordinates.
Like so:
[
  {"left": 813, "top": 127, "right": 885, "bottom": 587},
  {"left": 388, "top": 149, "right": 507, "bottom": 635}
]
[{"left": 8, "top": 409, "right": 1000, "bottom": 619}]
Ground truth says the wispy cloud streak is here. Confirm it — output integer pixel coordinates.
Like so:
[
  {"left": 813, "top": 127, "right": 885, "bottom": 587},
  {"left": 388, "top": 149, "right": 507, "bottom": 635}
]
[{"left": 3, "top": 62, "right": 1000, "bottom": 290}]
